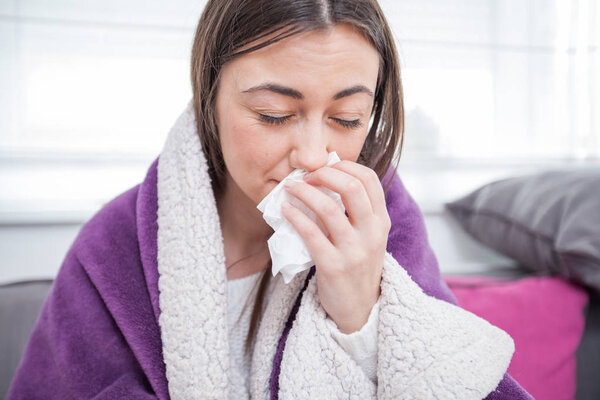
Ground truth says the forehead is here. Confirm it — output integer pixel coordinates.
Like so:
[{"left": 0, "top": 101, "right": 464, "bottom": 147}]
[{"left": 221, "top": 24, "right": 380, "bottom": 96}]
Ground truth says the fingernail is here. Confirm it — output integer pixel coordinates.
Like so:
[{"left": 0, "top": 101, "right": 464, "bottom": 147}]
[
  {"left": 282, "top": 201, "right": 291, "bottom": 210},
  {"left": 284, "top": 181, "right": 295, "bottom": 190},
  {"left": 303, "top": 172, "right": 312, "bottom": 180}
]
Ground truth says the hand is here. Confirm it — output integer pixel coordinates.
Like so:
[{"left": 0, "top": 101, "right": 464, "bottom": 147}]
[{"left": 281, "top": 160, "right": 391, "bottom": 334}]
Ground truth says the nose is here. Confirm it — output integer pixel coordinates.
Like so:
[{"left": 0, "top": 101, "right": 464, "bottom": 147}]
[{"left": 289, "top": 122, "right": 330, "bottom": 172}]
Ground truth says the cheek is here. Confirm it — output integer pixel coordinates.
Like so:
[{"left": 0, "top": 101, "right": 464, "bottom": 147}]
[
  {"left": 220, "top": 120, "right": 285, "bottom": 204},
  {"left": 220, "top": 117, "right": 277, "bottom": 173},
  {"left": 331, "top": 131, "right": 368, "bottom": 162}
]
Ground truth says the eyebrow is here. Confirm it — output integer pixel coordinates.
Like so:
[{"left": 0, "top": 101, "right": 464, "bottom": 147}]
[{"left": 242, "top": 82, "right": 374, "bottom": 100}]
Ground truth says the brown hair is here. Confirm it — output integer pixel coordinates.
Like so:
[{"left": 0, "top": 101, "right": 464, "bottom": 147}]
[{"left": 190, "top": 0, "right": 404, "bottom": 355}]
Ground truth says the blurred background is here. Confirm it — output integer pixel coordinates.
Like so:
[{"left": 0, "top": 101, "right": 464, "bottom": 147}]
[{"left": 0, "top": 0, "right": 599, "bottom": 283}]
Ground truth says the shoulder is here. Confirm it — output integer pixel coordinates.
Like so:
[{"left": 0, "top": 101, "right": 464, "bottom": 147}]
[
  {"left": 65, "top": 160, "right": 160, "bottom": 303},
  {"left": 71, "top": 159, "right": 159, "bottom": 268},
  {"left": 381, "top": 166, "right": 427, "bottom": 247},
  {"left": 72, "top": 184, "right": 142, "bottom": 266},
  {"left": 381, "top": 166, "right": 457, "bottom": 304},
  {"left": 382, "top": 166, "right": 423, "bottom": 223},
  {"left": 58, "top": 181, "right": 157, "bottom": 322}
]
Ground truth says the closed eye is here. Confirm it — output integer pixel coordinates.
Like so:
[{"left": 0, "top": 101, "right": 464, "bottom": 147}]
[
  {"left": 259, "top": 114, "right": 362, "bottom": 130},
  {"left": 258, "top": 114, "right": 292, "bottom": 125},
  {"left": 332, "top": 118, "right": 362, "bottom": 129}
]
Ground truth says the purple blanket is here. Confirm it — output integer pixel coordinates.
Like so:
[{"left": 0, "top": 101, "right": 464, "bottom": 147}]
[{"left": 7, "top": 159, "right": 532, "bottom": 399}]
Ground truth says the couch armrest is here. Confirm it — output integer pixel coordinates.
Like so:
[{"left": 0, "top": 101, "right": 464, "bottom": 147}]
[{"left": 0, "top": 280, "right": 53, "bottom": 398}]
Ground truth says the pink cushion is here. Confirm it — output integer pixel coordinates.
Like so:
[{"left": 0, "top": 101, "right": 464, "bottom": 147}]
[{"left": 444, "top": 275, "right": 588, "bottom": 400}]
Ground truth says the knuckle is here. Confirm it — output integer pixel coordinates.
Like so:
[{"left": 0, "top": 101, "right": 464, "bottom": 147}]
[
  {"left": 322, "top": 199, "right": 340, "bottom": 216},
  {"left": 367, "top": 168, "right": 379, "bottom": 182},
  {"left": 380, "top": 230, "right": 389, "bottom": 247},
  {"left": 365, "top": 165, "right": 376, "bottom": 176},
  {"left": 383, "top": 216, "right": 392, "bottom": 232},
  {"left": 380, "top": 224, "right": 391, "bottom": 243},
  {"left": 304, "top": 223, "right": 321, "bottom": 238},
  {"left": 369, "top": 222, "right": 390, "bottom": 248},
  {"left": 346, "top": 180, "right": 363, "bottom": 195},
  {"left": 355, "top": 163, "right": 374, "bottom": 176}
]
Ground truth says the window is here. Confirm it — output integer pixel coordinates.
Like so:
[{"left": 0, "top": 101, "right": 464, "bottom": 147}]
[{"left": 1, "top": 0, "right": 598, "bottom": 222}]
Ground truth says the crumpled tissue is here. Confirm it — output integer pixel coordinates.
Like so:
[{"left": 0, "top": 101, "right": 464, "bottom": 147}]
[{"left": 257, "top": 151, "right": 346, "bottom": 284}]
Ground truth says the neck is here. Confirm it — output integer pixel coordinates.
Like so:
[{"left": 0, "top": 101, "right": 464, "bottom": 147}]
[{"left": 216, "top": 173, "right": 273, "bottom": 264}]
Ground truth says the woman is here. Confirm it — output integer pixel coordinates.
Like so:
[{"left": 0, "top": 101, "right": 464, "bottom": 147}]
[{"left": 8, "top": 0, "right": 532, "bottom": 399}]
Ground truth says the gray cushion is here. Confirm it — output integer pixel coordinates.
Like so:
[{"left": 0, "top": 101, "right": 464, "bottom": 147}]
[
  {"left": 0, "top": 280, "right": 52, "bottom": 398},
  {"left": 445, "top": 170, "right": 600, "bottom": 292}
]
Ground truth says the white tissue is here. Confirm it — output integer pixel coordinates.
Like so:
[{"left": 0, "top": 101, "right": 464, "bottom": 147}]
[{"left": 257, "top": 152, "right": 346, "bottom": 284}]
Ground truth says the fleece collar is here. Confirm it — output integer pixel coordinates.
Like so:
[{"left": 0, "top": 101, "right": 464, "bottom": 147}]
[
  {"left": 157, "top": 100, "right": 232, "bottom": 398},
  {"left": 156, "top": 101, "right": 514, "bottom": 400}
]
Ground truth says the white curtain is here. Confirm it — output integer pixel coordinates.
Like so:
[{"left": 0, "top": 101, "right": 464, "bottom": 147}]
[
  {"left": 380, "top": 0, "right": 599, "bottom": 160},
  {"left": 554, "top": 0, "right": 598, "bottom": 158}
]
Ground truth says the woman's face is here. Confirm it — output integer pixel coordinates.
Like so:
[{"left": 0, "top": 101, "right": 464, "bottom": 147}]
[{"left": 215, "top": 23, "right": 380, "bottom": 206}]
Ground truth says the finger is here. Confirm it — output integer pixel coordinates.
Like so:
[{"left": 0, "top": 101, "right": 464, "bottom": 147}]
[
  {"left": 284, "top": 181, "right": 354, "bottom": 245},
  {"left": 326, "top": 161, "right": 387, "bottom": 219},
  {"left": 281, "top": 200, "right": 336, "bottom": 263},
  {"left": 302, "top": 166, "right": 373, "bottom": 227}
]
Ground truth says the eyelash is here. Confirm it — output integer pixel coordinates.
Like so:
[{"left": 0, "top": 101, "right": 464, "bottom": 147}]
[{"left": 259, "top": 114, "right": 362, "bottom": 129}]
